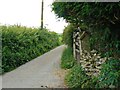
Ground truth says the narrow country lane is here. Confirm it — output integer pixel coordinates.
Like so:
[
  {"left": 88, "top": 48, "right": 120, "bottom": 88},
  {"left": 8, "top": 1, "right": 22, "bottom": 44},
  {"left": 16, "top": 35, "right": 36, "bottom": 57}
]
[{"left": 2, "top": 45, "right": 67, "bottom": 88}]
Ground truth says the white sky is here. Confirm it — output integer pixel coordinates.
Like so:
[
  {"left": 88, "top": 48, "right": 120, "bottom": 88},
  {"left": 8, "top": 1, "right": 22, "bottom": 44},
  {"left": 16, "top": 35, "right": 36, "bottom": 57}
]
[{"left": 0, "top": 0, "right": 68, "bottom": 33}]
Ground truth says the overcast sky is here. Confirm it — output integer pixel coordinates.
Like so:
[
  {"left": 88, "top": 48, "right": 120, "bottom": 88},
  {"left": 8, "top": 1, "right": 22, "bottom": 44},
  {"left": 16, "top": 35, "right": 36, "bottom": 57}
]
[{"left": 0, "top": 0, "right": 68, "bottom": 33}]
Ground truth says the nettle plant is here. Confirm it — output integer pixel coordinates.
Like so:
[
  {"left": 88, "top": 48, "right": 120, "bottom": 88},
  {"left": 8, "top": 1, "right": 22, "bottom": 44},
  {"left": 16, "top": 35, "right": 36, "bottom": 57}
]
[{"left": 96, "top": 58, "right": 120, "bottom": 88}]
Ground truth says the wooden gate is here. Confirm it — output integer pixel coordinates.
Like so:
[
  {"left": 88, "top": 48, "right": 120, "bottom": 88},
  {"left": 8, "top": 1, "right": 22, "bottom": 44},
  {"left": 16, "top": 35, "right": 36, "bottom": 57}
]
[{"left": 73, "top": 27, "right": 90, "bottom": 62}]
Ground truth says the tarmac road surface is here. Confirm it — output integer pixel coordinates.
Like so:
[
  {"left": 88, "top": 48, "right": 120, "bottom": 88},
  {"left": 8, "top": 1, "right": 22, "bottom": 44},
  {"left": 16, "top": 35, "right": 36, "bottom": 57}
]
[{"left": 2, "top": 45, "right": 67, "bottom": 88}]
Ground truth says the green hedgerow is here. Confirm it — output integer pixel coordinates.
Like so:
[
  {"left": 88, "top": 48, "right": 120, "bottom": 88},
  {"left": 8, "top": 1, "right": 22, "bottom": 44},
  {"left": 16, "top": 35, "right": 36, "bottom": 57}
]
[
  {"left": 1, "top": 25, "right": 60, "bottom": 74},
  {"left": 61, "top": 47, "right": 76, "bottom": 69}
]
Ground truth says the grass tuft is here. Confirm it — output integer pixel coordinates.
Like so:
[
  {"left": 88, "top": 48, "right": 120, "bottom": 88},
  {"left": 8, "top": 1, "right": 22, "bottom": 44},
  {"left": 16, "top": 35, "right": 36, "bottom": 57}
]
[{"left": 61, "top": 47, "right": 76, "bottom": 69}]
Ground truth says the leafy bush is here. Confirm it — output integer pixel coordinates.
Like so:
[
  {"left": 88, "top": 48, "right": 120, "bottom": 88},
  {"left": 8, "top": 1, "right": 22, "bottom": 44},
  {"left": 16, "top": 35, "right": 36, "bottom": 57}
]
[
  {"left": 65, "top": 64, "right": 88, "bottom": 88},
  {"left": 1, "top": 25, "right": 60, "bottom": 74},
  {"left": 95, "top": 58, "right": 120, "bottom": 88},
  {"left": 63, "top": 24, "right": 76, "bottom": 48},
  {"left": 58, "top": 34, "right": 63, "bottom": 45},
  {"left": 89, "top": 27, "right": 120, "bottom": 58},
  {"left": 61, "top": 47, "right": 76, "bottom": 69}
]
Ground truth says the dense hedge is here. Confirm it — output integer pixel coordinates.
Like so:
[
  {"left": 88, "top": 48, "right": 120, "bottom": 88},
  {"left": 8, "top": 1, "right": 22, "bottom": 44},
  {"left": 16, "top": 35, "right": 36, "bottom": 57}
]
[
  {"left": 1, "top": 25, "right": 60, "bottom": 74},
  {"left": 63, "top": 24, "right": 75, "bottom": 48},
  {"left": 52, "top": 1, "right": 120, "bottom": 88}
]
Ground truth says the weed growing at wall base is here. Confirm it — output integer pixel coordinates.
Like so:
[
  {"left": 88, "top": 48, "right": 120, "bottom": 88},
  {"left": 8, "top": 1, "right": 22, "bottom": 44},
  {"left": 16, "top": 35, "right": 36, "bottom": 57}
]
[{"left": 65, "top": 64, "right": 89, "bottom": 88}]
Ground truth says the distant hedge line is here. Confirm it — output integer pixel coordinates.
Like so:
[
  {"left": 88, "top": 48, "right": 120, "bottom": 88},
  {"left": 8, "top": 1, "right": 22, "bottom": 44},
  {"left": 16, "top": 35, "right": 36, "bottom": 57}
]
[{"left": 1, "top": 25, "right": 60, "bottom": 74}]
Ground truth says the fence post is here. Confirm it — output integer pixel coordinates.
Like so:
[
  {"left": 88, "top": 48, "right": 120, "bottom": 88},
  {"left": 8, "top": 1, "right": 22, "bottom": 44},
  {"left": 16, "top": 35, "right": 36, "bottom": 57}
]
[
  {"left": 79, "top": 40, "right": 82, "bottom": 55},
  {"left": 78, "top": 31, "right": 82, "bottom": 56}
]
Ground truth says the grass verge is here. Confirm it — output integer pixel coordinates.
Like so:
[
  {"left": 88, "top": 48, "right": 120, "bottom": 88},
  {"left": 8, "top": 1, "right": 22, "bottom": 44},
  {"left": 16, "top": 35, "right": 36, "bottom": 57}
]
[{"left": 61, "top": 47, "right": 76, "bottom": 69}]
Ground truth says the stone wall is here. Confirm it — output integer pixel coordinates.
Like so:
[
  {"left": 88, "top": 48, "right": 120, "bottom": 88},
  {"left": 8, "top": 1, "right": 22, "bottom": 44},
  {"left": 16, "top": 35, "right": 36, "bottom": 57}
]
[
  {"left": 73, "top": 30, "right": 108, "bottom": 77},
  {"left": 80, "top": 50, "right": 107, "bottom": 76}
]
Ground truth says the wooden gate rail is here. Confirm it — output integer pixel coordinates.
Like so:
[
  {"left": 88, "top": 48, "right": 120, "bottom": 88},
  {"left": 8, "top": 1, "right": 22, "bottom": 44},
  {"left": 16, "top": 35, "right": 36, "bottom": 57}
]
[{"left": 73, "top": 28, "right": 87, "bottom": 62}]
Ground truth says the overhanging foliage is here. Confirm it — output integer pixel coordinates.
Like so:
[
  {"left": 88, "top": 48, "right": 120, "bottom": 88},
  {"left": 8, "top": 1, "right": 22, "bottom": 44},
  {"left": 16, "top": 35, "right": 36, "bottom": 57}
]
[{"left": 52, "top": 2, "right": 120, "bottom": 27}]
